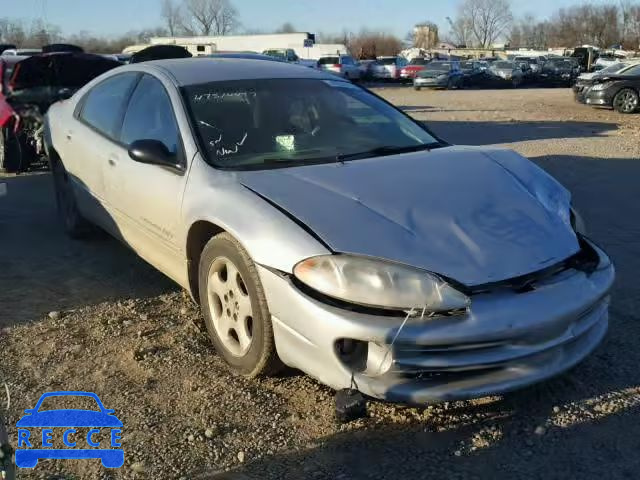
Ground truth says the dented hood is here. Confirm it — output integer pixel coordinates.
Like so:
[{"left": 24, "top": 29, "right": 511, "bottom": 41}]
[
  {"left": 9, "top": 53, "right": 121, "bottom": 91},
  {"left": 238, "top": 147, "right": 580, "bottom": 286}
]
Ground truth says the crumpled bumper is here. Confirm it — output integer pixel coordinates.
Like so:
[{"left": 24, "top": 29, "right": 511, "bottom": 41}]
[{"left": 259, "top": 240, "right": 614, "bottom": 405}]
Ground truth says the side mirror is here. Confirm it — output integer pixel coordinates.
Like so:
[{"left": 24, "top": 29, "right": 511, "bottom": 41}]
[{"left": 128, "top": 139, "right": 180, "bottom": 170}]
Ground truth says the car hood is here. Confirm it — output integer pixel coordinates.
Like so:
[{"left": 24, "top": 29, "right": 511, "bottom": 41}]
[
  {"left": 9, "top": 53, "right": 121, "bottom": 91},
  {"left": 238, "top": 147, "right": 580, "bottom": 287},
  {"left": 16, "top": 410, "right": 123, "bottom": 428}
]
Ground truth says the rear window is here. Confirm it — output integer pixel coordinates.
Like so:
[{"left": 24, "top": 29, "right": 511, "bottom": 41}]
[
  {"left": 494, "top": 61, "right": 512, "bottom": 69},
  {"left": 409, "top": 58, "right": 428, "bottom": 65},
  {"left": 318, "top": 57, "right": 339, "bottom": 65},
  {"left": 377, "top": 58, "right": 397, "bottom": 65}
]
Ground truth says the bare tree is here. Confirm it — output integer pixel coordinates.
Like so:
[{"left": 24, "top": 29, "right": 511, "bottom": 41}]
[
  {"left": 162, "top": 0, "right": 183, "bottom": 36},
  {"left": 182, "top": 0, "right": 239, "bottom": 36},
  {"left": 275, "top": 22, "right": 296, "bottom": 34},
  {"left": 457, "top": 0, "right": 513, "bottom": 48},
  {"left": 446, "top": 15, "right": 473, "bottom": 47}
]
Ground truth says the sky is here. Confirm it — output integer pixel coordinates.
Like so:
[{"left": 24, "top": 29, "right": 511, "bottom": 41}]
[{"left": 4, "top": 0, "right": 621, "bottom": 38}]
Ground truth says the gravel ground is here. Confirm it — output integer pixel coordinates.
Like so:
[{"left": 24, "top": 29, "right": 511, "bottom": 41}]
[{"left": 1, "top": 87, "right": 639, "bottom": 480}]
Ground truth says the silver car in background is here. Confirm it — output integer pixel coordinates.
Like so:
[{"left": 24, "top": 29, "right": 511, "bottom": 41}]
[
  {"left": 371, "top": 56, "right": 408, "bottom": 81},
  {"left": 489, "top": 60, "right": 525, "bottom": 87},
  {"left": 317, "top": 54, "right": 361, "bottom": 81},
  {"left": 45, "top": 58, "right": 614, "bottom": 405}
]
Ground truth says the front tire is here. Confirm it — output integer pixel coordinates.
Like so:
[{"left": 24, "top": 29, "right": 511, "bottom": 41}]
[
  {"left": 414, "top": 86, "right": 421, "bottom": 91},
  {"left": 51, "top": 159, "right": 95, "bottom": 238},
  {"left": 613, "top": 88, "right": 639, "bottom": 114},
  {"left": 199, "top": 233, "right": 282, "bottom": 377}
]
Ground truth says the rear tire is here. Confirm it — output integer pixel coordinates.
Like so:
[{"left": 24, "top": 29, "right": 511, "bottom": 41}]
[
  {"left": 414, "top": 86, "right": 421, "bottom": 91},
  {"left": 51, "top": 159, "right": 95, "bottom": 239},
  {"left": 199, "top": 233, "right": 283, "bottom": 378},
  {"left": 612, "top": 88, "right": 639, "bottom": 114}
]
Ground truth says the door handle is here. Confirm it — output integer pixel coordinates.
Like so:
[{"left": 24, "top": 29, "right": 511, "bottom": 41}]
[
  {"left": 107, "top": 156, "right": 117, "bottom": 167},
  {"left": 65, "top": 131, "right": 73, "bottom": 141}
]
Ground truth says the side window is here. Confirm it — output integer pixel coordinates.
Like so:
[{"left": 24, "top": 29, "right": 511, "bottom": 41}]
[
  {"left": 79, "top": 73, "right": 139, "bottom": 139},
  {"left": 120, "top": 75, "right": 180, "bottom": 156}
]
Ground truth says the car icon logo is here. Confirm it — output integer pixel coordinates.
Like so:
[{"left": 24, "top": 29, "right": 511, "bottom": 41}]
[{"left": 15, "top": 391, "right": 123, "bottom": 469}]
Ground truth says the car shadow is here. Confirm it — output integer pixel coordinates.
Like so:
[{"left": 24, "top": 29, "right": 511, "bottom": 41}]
[
  {"left": 198, "top": 403, "right": 640, "bottom": 479},
  {"left": 420, "top": 120, "right": 617, "bottom": 145},
  {"left": 0, "top": 173, "right": 176, "bottom": 327}
]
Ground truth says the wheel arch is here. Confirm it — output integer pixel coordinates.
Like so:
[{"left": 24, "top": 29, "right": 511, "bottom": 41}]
[{"left": 186, "top": 220, "right": 226, "bottom": 304}]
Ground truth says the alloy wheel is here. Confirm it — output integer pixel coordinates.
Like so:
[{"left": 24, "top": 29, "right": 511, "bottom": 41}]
[
  {"left": 207, "top": 256, "right": 254, "bottom": 357},
  {"left": 614, "top": 90, "right": 639, "bottom": 113}
]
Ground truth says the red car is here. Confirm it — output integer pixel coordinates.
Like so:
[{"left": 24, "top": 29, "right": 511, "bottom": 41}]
[
  {"left": 0, "top": 52, "right": 121, "bottom": 173},
  {"left": 399, "top": 57, "right": 431, "bottom": 81}
]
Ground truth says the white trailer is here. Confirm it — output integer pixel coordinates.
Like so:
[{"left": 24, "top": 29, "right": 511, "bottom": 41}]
[{"left": 149, "top": 33, "right": 317, "bottom": 57}]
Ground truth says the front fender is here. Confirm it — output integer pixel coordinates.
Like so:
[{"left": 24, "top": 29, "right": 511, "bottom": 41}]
[{"left": 181, "top": 155, "right": 331, "bottom": 274}]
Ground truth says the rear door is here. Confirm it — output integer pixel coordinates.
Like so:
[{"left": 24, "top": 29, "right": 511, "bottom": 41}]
[
  {"left": 63, "top": 72, "right": 139, "bottom": 224},
  {"left": 104, "top": 73, "right": 189, "bottom": 284}
]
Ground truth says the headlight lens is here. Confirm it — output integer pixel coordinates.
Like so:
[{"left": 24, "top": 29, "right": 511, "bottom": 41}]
[{"left": 294, "top": 255, "right": 470, "bottom": 312}]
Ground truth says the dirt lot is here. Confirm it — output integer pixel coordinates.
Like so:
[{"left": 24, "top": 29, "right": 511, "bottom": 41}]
[{"left": 1, "top": 87, "right": 639, "bottom": 480}]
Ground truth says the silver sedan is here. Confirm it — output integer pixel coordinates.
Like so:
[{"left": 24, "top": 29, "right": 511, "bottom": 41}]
[{"left": 45, "top": 59, "right": 614, "bottom": 405}]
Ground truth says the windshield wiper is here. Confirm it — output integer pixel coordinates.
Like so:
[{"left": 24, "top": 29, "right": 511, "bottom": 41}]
[{"left": 336, "top": 143, "right": 437, "bottom": 162}]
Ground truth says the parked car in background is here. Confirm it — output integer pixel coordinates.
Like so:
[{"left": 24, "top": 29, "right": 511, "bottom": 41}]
[
  {"left": 413, "top": 61, "right": 463, "bottom": 90},
  {"left": 0, "top": 52, "right": 121, "bottom": 173},
  {"left": 584, "top": 63, "right": 640, "bottom": 113},
  {"left": 45, "top": 58, "right": 613, "bottom": 406},
  {"left": 541, "top": 57, "right": 581, "bottom": 86},
  {"left": 399, "top": 57, "right": 430, "bottom": 81},
  {"left": 130, "top": 45, "right": 192, "bottom": 63},
  {"left": 573, "top": 62, "right": 638, "bottom": 103},
  {"left": 514, "top": 56, "right": 542, "bottom": 76},
  {"left": 488, "top": 61, "right": 525, "bottom": 87},
  {"left": 1, "top": 48, "right": 41, "bottom": 57},
  {"left": 460, "top": 60, "right": 485, "bottom": 86},
  {"left": 262, "top": 48, "right": 299, "bottom": 63},
  {"left": 209, "top": 52, "right": 284, "bottom": 62},
  {"left": 0, "top": 44, "right": 16, "bottom": 55},
  {"left": 317, "top": 54, "right": 361, "bottom": 80},
  {"left": 371, "top": 56, "right": 408, "bottom": 81},
  {"left": 357, "top": 59, "right": 377, "bottom": 80}
]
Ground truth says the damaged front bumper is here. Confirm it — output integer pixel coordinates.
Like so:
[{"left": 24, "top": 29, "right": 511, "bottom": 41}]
[{"left": 259, "top": 239, "right": 614, "bottom": 405}]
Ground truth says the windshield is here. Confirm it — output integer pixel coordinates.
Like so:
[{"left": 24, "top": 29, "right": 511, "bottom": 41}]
[
  {"left": 377, "top": 57, "right": 397, "bottom": 65},
  {"left": 599, "top": 62, "right": 627, "bottom": 73},
  {"left": 493, "top": 61, "right": 512, "bottom": 69},
  {"left": 515, "top": 57, "right": 537, "bottom": 64},
  {"left": 184, "top": 78, "right": 438, "bottom": 170},
  {"left": 424, "top": 62, "right": 451, "bottom": 71},
  {"left": 409, "top": 58, "right": 428, "bottom": 65}
]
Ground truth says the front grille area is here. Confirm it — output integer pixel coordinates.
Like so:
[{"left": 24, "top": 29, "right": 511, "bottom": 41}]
[{"left": 389, "top": 298, "right": 608, "bottom": 376}]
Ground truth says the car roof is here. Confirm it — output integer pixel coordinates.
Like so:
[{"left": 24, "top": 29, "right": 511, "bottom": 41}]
[{"left": 140, "top": 57, "right": 336, "bottom": 86}]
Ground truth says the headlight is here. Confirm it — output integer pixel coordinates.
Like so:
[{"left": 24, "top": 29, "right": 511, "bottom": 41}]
[
  {"left": 570, "top": 207, "right": 587, "bottom": 235},
  {"left": 590, "top": 82, "right": 608, "bottom": 91},
  {"left": 294, "top": 255, "right": 470, "bottom": 312}
]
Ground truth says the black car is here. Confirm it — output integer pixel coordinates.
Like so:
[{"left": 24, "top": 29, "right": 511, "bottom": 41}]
[
  {"left": 584, "top": 64, "right": 640, "bottom": 113},
  {"left": 573, "top": 62, "right": 633, "bottom": 103},
  {"left": 540, "top": 57, "right": 581, "bottom": 86}
]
